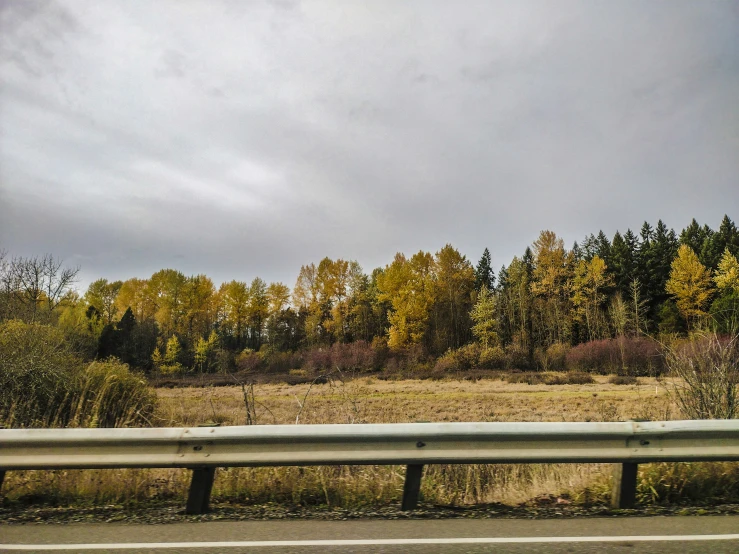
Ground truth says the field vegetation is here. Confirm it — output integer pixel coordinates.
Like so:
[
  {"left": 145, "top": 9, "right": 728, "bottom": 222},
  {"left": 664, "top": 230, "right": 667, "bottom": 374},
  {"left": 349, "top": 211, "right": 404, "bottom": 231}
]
[{"left": 4, "top": 374, "right": 739, "bottom": 511}]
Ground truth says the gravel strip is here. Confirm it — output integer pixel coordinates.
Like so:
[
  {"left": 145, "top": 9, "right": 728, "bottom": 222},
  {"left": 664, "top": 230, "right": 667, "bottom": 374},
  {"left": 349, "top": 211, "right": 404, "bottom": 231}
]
[{"left": 2, "top": 500, "right": 739, "bottom": 525}]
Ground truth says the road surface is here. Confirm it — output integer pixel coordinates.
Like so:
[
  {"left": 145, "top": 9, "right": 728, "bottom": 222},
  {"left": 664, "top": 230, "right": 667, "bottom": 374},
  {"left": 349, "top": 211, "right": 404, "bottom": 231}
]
[{"left": 2, "top": 516, "right": 739, "bottom": 553}]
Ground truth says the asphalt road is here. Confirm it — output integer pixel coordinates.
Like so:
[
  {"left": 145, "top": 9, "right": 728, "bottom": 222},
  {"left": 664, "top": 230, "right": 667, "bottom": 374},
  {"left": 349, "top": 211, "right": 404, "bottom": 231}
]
[{"left": 2, "top": 516, "right": 739, "bottom": 553}]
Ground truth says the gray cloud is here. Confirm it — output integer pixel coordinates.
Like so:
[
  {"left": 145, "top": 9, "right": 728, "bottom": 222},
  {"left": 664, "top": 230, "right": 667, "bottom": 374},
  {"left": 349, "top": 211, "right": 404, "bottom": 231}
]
[{"left": 1, "top": 0, "right": 738, "bottom": 291}]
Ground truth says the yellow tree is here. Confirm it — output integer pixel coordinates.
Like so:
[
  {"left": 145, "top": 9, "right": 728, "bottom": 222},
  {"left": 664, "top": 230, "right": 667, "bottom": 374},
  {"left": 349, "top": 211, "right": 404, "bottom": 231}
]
[
  {"left": 265, "top": 282, "right": 292, "bottom": 347},
  {"left": 377, "top": 251, "right": 435, "bottom": 349},
  {"left": 147, "top": 269, "right": 187, "bottom": 337},
  {"left": 571, "top": 255, "right": 613, "bottom": 340},
  {"left": 432, "top": 244, "right": 476, "bottom": 351},
  {"left": 218, "top": 280, "right": 250, "bottom": 349},
  {"left": 470, "top": 285, "right": 498, "bottom": 348},
  {"left": 115, "top": 278, "right": 154, "bottom": 322},
  {"left": 267, "top": 282, "right": 291, "bottom": 315},
  {"left": 293, "top": 263, "right": 323, "bottom": 345},
  {"left": 501, "top": 257, "right": 532, "bottom": 350},
  {"left": 84, "top": 279, "right": 123, "bottom": 325},
  {"left": 714, "top": 248, "right": 739, "bottom": 293},
  {"left": 666, "top": 244, "right": 714, "bottom": 327},
  {"left": 248, "top": 277, "right": 269, "bottom": 349},
  {"left": 531, "top": 230, "right": 574, "bottom": 345},
  {"left": 185, "top": 275, "right": 217, "bottom": 342},
  {"left": 317, "top": 258, "right": 351, "bottom": 343}
]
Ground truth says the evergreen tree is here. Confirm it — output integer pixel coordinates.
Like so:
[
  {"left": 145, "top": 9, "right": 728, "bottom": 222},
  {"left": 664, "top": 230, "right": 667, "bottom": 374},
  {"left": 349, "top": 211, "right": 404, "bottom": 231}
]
[
  {"left": 572, "top": 241, "right": 582, "bottom": 261},
  {"left": 609, "top": 231, "right": 633, "bottom": 296},
  {"left": 474, "top": 248, "right": 495, "bottom": 292},
  {"left": 639, "top": 220, "right": 679, "bottom": 319},
  {"left": 595, "top": 230, "right": 612, "bottom": 267},
  {"left": 580, "top": 233, "right": 597, "bottom": 261},
  {"left": 680, "top": 219, "right": 708, "bottom": 258},
  {"left": 703, "top": 215, "right": 739, "bottom": 269}
]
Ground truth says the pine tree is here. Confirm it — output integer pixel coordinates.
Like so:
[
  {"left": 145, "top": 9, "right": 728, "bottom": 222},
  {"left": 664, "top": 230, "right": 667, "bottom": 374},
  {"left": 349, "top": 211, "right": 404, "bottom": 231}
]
[
  {"left": 704, "top": 215, "right": 739, "bottom": 269},
  {"left": 640, "top": 220, "right": 679, "bottom": 319},
  {"left": 474, "top": 248, "right": 495, "bottom": 292},
  {"left": 571, "top": 241, "right": 582, "bottom": 261},
  {"left": 595, "top": 231, "right": 612, "bottom": 267},
  {"left": 610, "top": 231, "right": 633, "bottom": 296},
  {"left": 636, "top": 222, "right": 654, "bottom": 304},
  {"left": 580, "top": 233, "right": 597, "bottom": 261},
  {"left": 680, "top": 218, "right": 703, "bottom": 251}
]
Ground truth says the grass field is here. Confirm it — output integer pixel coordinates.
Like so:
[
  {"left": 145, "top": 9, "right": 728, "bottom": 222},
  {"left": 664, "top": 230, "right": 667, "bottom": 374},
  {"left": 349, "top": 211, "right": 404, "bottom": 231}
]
[{"left": 4, "top": 375, "right": 739, "bottom": 509}]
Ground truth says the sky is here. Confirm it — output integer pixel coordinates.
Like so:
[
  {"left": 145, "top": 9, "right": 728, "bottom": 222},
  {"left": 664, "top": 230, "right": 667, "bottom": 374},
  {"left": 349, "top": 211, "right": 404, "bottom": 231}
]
[{"left": 1, "top": 0, "right": 738, "bottom": 292}]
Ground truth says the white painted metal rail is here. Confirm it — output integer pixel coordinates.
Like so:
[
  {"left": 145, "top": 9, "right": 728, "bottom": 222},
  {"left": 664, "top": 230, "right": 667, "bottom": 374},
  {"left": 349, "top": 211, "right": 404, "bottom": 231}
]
[{"left": 1, "top": 420, "right": 738, "bottom": 513}]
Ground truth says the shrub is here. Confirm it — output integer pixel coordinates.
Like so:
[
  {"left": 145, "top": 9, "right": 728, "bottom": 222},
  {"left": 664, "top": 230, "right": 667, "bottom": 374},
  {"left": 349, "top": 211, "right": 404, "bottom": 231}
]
[
  {"left": 666, "top": 331, "right": 739, "bottom": 419},
  {"left": 235, "top": 348, "right": 261, "bottom": 372},
  {"left": 478, "top": 346, "right": 505, "bottom": 369},
  {"left": 560, "top": 371, "right": 595, "bottom": 385},
  {"left": 504, "top": 343, "right": 533, "bottom": 370},
  {"left": 0, "top": 321, "right": 156, "bottom": 428},
  {"left": 504, "top": 372, "right": 545, "bottom": 385},
  {"left": 609, "top": 375, "right": 639, "bottom": 385},
  {"left": 565, "top": 337, "right": 663, "bottom": 376},
  {"left": 503, "top": 371, "right": 595, "bottom": 385},
  {"left": 433, "top": 350, "right": 459, "bottom": 373},
  {"left": 533, "top": 344, "right": 570, "bottom": 372},
  {"left": 546, "top": 343, "right": 570, "bottom": 371},
  {"left": 298, "top": 341, "right": 385, "bottom": 374},
  {"left": 0, "top": 320, "right": 80, "bottom": 427}
]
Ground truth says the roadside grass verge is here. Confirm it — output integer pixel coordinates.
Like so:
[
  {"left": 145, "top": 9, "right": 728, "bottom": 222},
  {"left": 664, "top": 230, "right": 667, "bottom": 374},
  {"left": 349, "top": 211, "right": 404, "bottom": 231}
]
[{"left": 3, "top": 376, "right": 739, "bottom": 510}]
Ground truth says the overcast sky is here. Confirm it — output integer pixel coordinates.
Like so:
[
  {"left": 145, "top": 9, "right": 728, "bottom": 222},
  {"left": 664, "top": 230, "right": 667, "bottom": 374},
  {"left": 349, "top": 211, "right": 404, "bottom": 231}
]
[{"left": 1, "top": 0, "right": 738, "bottom": 291}]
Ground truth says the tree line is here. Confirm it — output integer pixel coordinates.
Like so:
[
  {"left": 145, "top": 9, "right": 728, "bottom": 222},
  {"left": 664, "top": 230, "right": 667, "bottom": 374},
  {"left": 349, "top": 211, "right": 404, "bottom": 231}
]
[{"left": 1, "top": 215, "right": 737, "bottom": 374}]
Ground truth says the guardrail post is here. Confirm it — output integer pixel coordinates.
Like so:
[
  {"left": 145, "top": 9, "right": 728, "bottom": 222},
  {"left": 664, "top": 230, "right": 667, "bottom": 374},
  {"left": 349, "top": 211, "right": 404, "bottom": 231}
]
[
  {"left": 186, "top": 467, "right": 216, "bottom": 515},
  {"left": 611, "top": 463, "right": 638, "bottom": 509},
  {"left": 401, "top": 464, "right": 424, "bottom": 511},
  {"left": 0, "top": 470, "right": 5, "bottom": 493}
]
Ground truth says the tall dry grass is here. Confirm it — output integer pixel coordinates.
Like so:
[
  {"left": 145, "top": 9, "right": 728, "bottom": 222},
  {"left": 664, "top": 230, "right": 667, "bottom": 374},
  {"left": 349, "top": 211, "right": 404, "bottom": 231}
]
[
  {"left": 7, "top": 374, "right": 737, "bottom": 510},
  {"left": 0, "top": 321, "right": 155, "bottom": 428}
]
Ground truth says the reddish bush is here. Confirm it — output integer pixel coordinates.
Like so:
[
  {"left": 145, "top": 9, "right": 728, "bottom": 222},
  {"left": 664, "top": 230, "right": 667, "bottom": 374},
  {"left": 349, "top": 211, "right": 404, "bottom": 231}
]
[
  {"left": 565, "top": 337, "right": 664, "bottom": 376},
  {"left": 301, "top": 341, "right": 384, "bottom": 373},
  {"left": 234, "top": 349, "right": 261, "bottom": 372}
]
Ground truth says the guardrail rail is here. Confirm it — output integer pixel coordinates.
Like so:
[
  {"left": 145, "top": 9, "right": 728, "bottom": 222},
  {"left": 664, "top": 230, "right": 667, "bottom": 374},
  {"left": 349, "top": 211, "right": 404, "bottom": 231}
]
[{"left": 1, "top": 420, "right": 738, "bottom": 514}]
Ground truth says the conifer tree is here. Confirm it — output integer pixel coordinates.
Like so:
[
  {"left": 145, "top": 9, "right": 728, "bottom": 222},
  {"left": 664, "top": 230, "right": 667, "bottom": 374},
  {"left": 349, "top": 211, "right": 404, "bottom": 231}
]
[{"left": 474, "top": 248, "right": 495, "bottom": 292}]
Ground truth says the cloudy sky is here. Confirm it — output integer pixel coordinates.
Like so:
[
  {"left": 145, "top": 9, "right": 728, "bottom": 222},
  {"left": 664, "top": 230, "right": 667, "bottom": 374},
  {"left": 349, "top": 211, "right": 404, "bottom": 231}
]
[{"left": 1, "top": 0, "right": 738, "bottom": 291}]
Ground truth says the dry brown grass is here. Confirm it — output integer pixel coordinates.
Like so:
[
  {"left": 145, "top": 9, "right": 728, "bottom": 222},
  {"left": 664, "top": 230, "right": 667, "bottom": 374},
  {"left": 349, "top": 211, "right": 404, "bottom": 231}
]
[
  {"left": 5, "top": 375, "right": 738, "bottom": 509},
  {"left": 156, "top": 375, "right": 673, "bottom": 426}
]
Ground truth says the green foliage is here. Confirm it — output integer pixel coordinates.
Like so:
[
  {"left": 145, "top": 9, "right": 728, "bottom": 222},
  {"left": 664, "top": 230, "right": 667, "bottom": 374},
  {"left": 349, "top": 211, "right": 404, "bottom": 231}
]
[
  {"left": 0, "top": 320, "right": 155, "bottom": 428},
  {"left": 710, "top": 290, "right": 739, "bottom": 334},
  {"left": 657, "top": 300, "right": 686, "bottom": 335},
  {"left": 474, "top": 248, "right": 495, "bottom": 292},
  {"left": 0, "top": 320, "right": 80, "bottom": 427}
]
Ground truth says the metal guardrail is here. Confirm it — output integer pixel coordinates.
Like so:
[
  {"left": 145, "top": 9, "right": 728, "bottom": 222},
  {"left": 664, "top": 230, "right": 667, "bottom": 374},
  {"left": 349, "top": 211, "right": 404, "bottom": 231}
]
[{"left": 1, "top": 420, "right": 738, "bottom": 514}]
